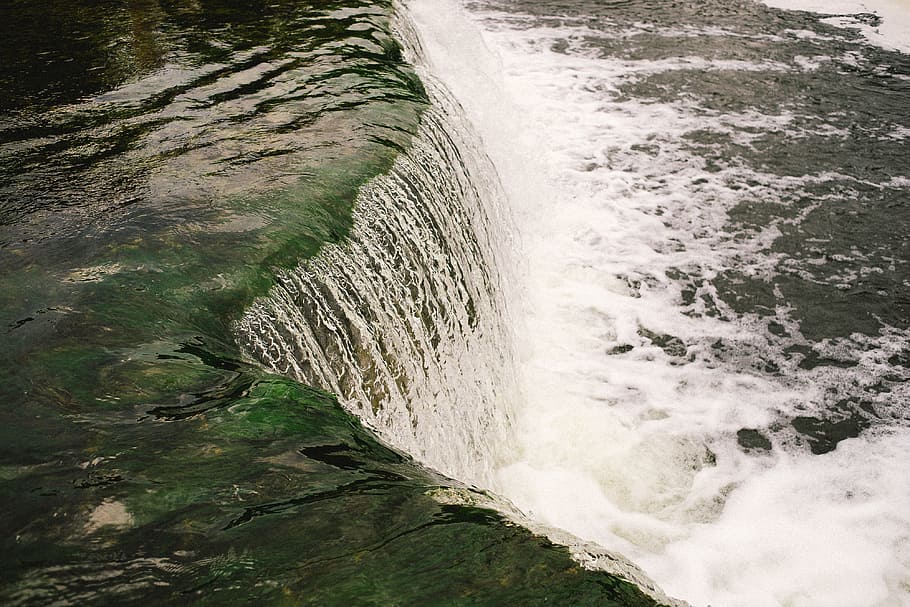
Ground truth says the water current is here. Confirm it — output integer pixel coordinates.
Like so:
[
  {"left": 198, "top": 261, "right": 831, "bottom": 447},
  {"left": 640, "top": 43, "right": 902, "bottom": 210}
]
[
  {"left": 236, "top": 80, "right": 520, "bottom": 487},
  {"left": 2, "top": 0, "right": 909, "bottom": 605},
  {"left": 408, "top": 0, "right": 910, "bottom": 605},
  {"left": 0, "top": 0, "right": 668, "bottom": 604}
]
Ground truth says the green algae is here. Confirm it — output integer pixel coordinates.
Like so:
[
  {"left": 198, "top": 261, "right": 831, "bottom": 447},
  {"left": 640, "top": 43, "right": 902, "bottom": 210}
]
[{"left": 1, "top": 375, "right": 666, "bottom": 606}]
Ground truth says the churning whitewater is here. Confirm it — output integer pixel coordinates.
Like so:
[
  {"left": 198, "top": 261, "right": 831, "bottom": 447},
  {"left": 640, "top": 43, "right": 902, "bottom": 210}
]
[
  {"left": 407, "top": 1, "right": 910, "bottom": 606},
  {"left": 240, "top": 0, "right": 910, "bottom": 605}
]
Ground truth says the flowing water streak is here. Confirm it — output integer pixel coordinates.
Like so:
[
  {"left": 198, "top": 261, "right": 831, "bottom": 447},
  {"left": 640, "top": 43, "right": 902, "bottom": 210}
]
[
  {"left": 236, "top": 58, "right": 520, "bottom": 486},
  {"left": 409, "top": 1, "right": 910, "bottom": 606}
]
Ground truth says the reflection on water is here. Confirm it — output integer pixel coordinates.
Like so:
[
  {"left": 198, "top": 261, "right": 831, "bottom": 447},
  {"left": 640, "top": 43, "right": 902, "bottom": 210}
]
[
  {"left": 0, "top": 1, "right": 667, "bottom": 604},
  {"left": 0, "top": 0, "right": 425, "bottom": 254}
]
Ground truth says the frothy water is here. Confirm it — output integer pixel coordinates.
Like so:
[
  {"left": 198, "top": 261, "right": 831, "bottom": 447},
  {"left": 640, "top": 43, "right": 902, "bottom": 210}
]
[
  {"left": 759, "top": 0, "right": 910, "bottom": 53},
  {"left": 408, "top": 0, "right": 910, "bottom": 605},
  {"left": 231, "top": 0, "right": 910, "bottom": 603}
]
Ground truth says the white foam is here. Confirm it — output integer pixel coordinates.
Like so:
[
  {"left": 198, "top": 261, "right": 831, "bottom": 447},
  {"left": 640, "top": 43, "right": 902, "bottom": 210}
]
[
  {"left": 760, "top": 0, "right": 910, "bottom": 53},
  {"left": 407, "top": 0, "right": 910, "bottom": 605},
  {"left": 641, "top": 430, "right": 910, "bottom": 607}
]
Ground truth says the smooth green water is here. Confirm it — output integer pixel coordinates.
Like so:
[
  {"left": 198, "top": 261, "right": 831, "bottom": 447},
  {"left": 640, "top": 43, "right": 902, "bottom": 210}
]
[
  {"left": 0, "top": 0, "right": 668, "bottom": 604},
  {"left": 0, "top": 376, "right": 661, "bottom": 605}
]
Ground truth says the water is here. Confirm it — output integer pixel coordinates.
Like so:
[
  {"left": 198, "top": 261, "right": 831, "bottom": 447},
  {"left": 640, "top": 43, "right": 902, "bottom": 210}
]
[
  {"left": 236, "top": 79, "right": 520, "bottom": 486},
  {"left": 0, "top": 0, "right": 667, "bottom": 604},
  {"left": 3, "top": 0, "right": 909, "bottom": 604},
  {"left": 408, "top": 0, "right": 910, "bottom": 605}
]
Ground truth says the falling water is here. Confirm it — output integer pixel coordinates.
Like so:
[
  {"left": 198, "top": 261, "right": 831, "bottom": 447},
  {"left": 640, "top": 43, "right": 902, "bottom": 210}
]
[
  {"left": 236, "top": 65, "right": 520, "bottom": 486},
  {"left": 239, "top": 0, "right": 910, "bottom": 604},
  {"left": 406, "top": 0, "right": 910, "bottom": 605}
]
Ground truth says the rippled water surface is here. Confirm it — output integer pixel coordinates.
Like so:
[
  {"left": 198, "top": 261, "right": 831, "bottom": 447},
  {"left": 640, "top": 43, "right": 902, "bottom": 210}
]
[{"left": 0, "top": 1, "right": 667, "bottom": 604}]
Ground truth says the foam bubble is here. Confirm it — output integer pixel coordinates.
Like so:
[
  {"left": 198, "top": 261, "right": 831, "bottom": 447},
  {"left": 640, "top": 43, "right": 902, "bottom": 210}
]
[
  {"left": 640, "top": 430, "right": 910, "bottom": 607},
  {"left": 408, "top": 0, "right": 910, "bottom": 605},
  {"left": 759, "top": 0, "right": 910, "bottom": 53}
]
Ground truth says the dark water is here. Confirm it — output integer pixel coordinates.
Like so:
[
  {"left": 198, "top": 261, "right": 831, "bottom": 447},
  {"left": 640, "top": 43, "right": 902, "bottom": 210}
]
[{"left": 0, "top": 1, "right": 663, "bottom": 604}]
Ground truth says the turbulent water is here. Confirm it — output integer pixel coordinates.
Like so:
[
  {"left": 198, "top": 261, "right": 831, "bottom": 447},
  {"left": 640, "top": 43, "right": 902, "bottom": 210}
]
[
  {"left": 2, "top": 0, "right": 909, "bottom": 604},
  {"left": 1, "top": 0, "right": 671, "bottom": 605},
  {"left": 407, "top": 0, "right": 910, "bottom": 605}
]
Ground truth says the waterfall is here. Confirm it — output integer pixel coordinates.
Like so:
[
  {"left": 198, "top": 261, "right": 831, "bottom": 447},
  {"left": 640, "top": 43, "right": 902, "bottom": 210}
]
[
  {"left": 233, "top": 10, "right": 702, "bottom": 604},
  {"left": 235, "top": 61, "right": 519, "bottom": 486}
]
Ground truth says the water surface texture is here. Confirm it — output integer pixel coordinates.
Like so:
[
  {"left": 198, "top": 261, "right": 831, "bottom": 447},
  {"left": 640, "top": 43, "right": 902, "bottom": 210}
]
[
  {"left": 0, "top": 0, "right": 669, "bottom": 604},
  {"left": 4, "top": 0, "right": 909, "bottom": 604},
  {"left": 409, "top": 0, "right": 910, "bottom": 605}
]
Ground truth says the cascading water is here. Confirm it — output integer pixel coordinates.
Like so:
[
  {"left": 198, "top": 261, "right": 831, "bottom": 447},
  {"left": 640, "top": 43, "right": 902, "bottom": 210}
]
[
  {"left": 236, "top": 61, "right": 520, "bottom": 487},
  {"left": 237, "top": 0, "right": 910, "bottom": 605},
  {"left": 0, "top": 1, "right": 696, "bottom": 601},
  {"left": 235, "top": 15, "right": 683, "bottom": 602},
  {"left": 406, "top": 1, "right": 910, "bottom": 606}
]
